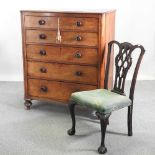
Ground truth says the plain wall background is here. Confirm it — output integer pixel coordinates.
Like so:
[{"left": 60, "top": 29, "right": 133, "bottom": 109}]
[{"left": 0, "top": 0, "right": 155, "bottom": 81}]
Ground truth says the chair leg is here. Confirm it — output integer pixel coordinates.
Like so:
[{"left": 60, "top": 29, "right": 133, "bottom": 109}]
[
  {"left": 96, "top": 112, "right": 111, "bottom": 154},
  {"left": 128, "top": 105, "right": 133, "bottom": 136},
  {"left": 67, "top": 101, "right": 76, "bottom": 136}
]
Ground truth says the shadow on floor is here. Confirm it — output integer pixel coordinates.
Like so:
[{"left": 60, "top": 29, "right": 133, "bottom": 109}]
[{"left": 32, "top": 100, "right": 128, "bottom": 137}]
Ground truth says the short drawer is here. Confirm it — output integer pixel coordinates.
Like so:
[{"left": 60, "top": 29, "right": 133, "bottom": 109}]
[
  {"left": 26, "top": 30, "right": 57, "bottom": 44},
  {"left": 24, "top": 16, "right": 58, "bottom": 29},
  {"left": 26, "top": 45, "right": 98, "bottom": 65},
  {"left": 27, "top": 61, "right": 98, "bottom": 85},
  {"left": 28, "top": 78, "right": 97, "bottom": 101},
  {"left": 61, "top": 31, "right": 98, "bottom": 47},
  {"left": 26, "top": 30, "right": 98, "bottom": 47},
  {"left": 26, "top": 45, "right": 60, "bottom": 61},
  {"left": 60, "top": 17, "right": 98, "bottom": 31}
]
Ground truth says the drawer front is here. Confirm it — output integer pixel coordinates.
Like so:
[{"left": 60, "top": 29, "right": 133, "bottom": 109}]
[
  {"left": 26, "top": 30, "right": 57, "bottom": 44},
  {"left": 61, "top": 31, "right": 98, "bottom": 47},
  {"left": 24, "top": 16, "right": 58, "bottom": 29},
  {"left": 26, "top": 45, "right": 98, "bottom": 65},
  {"left": 26, "top": 45, "right": 60, "bottom": 61},
  {"left": 61, "top": 47, "right": 98, "bottom": 65},
  {"left": 60, "top": 17, "right": 98, "bottom": 31},
  {"left": 26, "top": 30, "right": 98, "bottom": 47},
  {"left": 28, "top": 79, "right": 97, "bottom": 101},
  {"left": 27, "top": 61, "right": 98, "bottom": 85}
]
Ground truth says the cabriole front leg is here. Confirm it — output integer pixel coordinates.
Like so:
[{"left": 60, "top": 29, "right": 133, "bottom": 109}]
[
  {"left": 67, "top": 101, "right": 76, "bottom": 136},
  {"left": 96, "top": 112, "right": 111, "bottom": 154},
  {"left": 24, "top": 99, "right": 32, "bottom": 110}
]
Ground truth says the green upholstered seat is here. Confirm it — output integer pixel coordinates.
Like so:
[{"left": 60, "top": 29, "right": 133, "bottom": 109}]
[{"left": 71, "top": 89, "right": 132, "bottom": 114}]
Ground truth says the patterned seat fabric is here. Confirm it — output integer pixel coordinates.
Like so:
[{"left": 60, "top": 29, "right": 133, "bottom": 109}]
[{"left": 71, "top": 89, "right": 132, "bottom": 114}]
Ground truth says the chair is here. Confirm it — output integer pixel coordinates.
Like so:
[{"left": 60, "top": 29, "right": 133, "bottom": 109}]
[{"left": 67, "top": 40, "right": 145, "bottom": 154}]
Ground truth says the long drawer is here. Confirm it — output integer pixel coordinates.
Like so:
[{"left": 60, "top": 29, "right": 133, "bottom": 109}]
[
  {"left": 24, "top": 16, "right": 98, "bottom": 31},
  {"left": 27, "top": 61, "right": 98, "bottom": 85},
  {"left": 28, "top": 78, "right": 97, "bottom": 101},
  {"left": 26, "top": 30, "right": 98, "bottom": 47},
  {"left": 26, "top": 45, "right": 98, "bottom": 65}
]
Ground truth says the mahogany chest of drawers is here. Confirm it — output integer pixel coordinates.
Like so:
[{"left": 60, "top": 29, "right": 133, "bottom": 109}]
[{"left": 21, "top": 10, "right": 115, "bottom": 109}]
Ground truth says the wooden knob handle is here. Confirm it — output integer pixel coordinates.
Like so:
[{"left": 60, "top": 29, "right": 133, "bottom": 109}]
[
  {"left": 39, "top": 50, "right": 46, "bottom": 56},
  {"left": 39, "top": 34, "right": 46, "bottom": 39},
  {"left": 40, "top": 67, "right": 47, "bottom": 73},
  {"left": 76, "top": 21, "right": 82, "bottom": 27},
  {"left": 75, "top": 71, "right": 82, "bottom": 76},
  {"left": 74, "top": 52, "right": 82, "bottom": 58},
  {"left": 40, "top": 86, "right": 48, "bottom": 92},
  {"left": 38, "top": 20, "right": 46, "bottom": 25},
  {"left": 76, "top": 35, "right": 82, "bottom": 41}
]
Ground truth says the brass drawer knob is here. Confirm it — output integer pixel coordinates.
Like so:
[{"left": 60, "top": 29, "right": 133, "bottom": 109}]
[
  {"left": 40, "top": 86, "right": 48, "bottom": 92},
  {"left": 40, "top": 67, "right": 47, "bottom": 73},
  {"left": 39, "top": 34, "right": 46, "bottom": 39},
  {"left": 75, "top": 35, "right": 82, "bottom": 41},
  {"left": 39, "top": 50, "right": 46, "bottom": 56},
  {"left": 76, "top": 21, "right": 82, "bottom": 27},
  {"left": 38, "top": 20, "right": 46, "bottom": 25},
  {"left": 74, "top": 52, "right": 82, "bottom": 58},
  {"left": 75, "top": 71, "right": 82, "bottom": 76}
]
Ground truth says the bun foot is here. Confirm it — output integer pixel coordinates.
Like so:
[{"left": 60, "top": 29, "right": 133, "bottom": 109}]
[
  {"left": 24, "top": 100, "right": 32, "bottom": 110},
  {"left": 67, "top": 128, "right": 75, "bottom": 135},
  {"left": 98, "top": 145, "right": 107, "bottom": 154}
]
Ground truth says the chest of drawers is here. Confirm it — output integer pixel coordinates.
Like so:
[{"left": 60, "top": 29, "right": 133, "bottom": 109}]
[{"left": 21, "top": 10, "right": 115, "bottom": 109}]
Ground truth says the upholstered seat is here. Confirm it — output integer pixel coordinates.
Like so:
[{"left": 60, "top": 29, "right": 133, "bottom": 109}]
[{"left": 71, "top": 89, "right": 132, "bottom": 114}]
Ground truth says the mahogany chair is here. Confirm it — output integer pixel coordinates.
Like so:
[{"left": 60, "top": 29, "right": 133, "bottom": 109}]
[{"left": 67, "top": 40, "right": 145, "bottom": 154}]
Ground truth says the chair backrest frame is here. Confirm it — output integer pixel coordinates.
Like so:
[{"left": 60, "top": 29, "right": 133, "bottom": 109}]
[{"left": 104, "top": 40, "right": 145, "bottom": 102}]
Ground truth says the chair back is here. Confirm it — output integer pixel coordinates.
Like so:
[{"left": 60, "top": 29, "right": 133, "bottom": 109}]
[{"left": 104, "top": 40, "right": 145, "bottom": 101}]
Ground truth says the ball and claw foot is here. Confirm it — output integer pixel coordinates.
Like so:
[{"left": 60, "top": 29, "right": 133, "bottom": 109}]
[
  {"left": 67, "top": 128, "right": 75, "bottom": 135},
  {"left": 98, "top": 145, "right": 107, "bottom": 154},
  {"left": 24, "top": 100, "right": 32, "bottom": 110}
]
